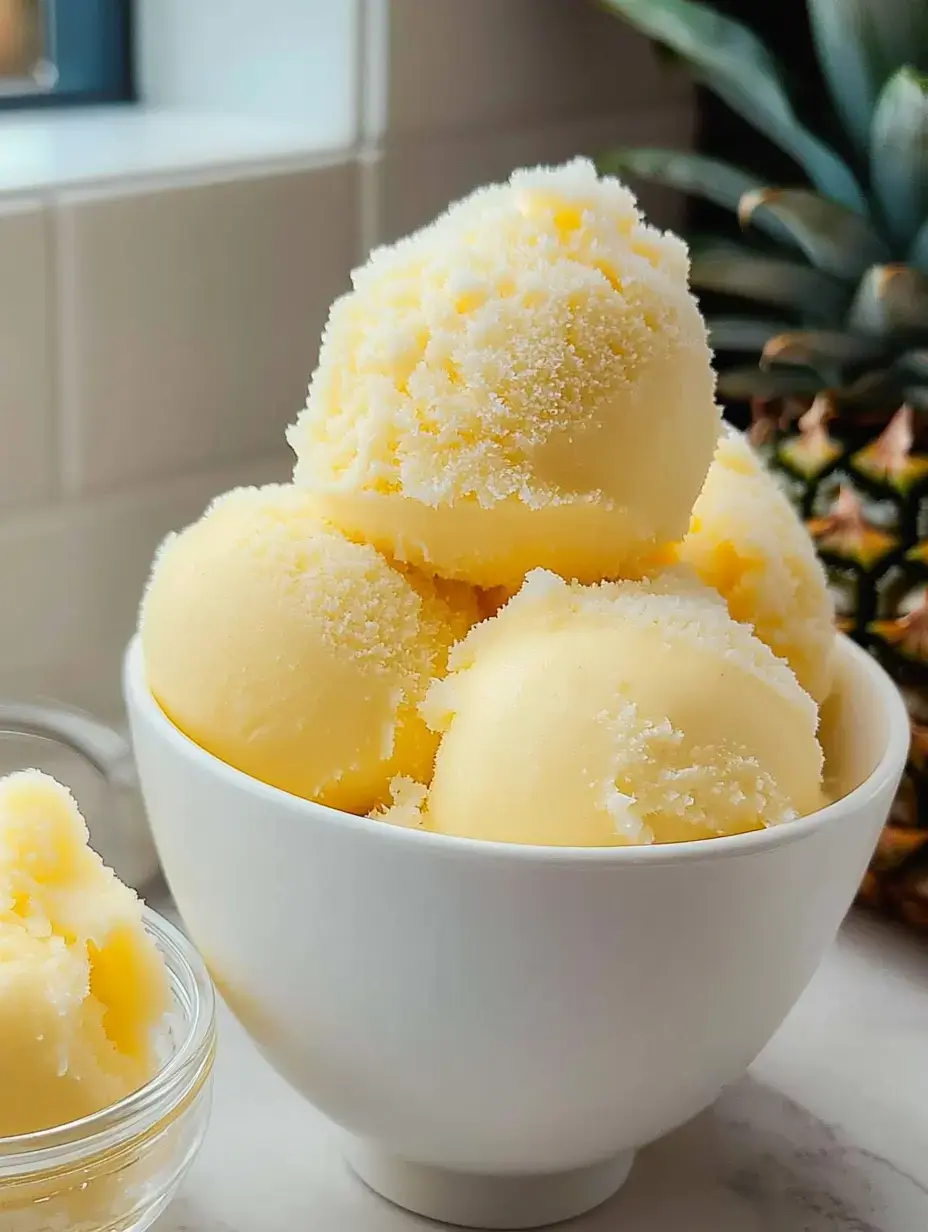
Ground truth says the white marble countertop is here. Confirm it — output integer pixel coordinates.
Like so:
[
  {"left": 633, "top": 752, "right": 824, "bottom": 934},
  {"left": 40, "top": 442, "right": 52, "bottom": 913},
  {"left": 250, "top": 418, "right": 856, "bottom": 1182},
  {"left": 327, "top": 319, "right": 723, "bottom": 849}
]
[{"left": 153, "top": 908, "right": 928, "bottom": 1232}]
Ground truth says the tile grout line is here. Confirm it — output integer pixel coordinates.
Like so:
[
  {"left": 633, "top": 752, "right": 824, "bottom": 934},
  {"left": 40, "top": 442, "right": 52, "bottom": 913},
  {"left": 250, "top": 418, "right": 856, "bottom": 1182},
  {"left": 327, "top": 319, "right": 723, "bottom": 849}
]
[
  {"left": 354, "top": 0, "right": 368, "bottom": 149},
  {"left": 0, "top": 451, "right": 294, "bottom": 544},
  {"left": 49, "top": 144, "right": 360, "bottom": 207},
  {"left": 41, "top": 194, "right": 72, "bottom": 501},
  {"left": 358, "top": 151, "right": 381, "bottom": 262},
  {"left": 356, "top": 0, "right": 386, "bottom": 257},
  {"left": 51, "top": 198, "right": 87, "bottom": 499}
]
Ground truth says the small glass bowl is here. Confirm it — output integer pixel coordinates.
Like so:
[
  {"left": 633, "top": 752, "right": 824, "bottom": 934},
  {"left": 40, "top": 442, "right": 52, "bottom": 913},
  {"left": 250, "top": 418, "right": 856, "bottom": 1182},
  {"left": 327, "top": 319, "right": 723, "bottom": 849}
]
[{"left": 0, "top": 908, "right": 216, "bottom": 1232}]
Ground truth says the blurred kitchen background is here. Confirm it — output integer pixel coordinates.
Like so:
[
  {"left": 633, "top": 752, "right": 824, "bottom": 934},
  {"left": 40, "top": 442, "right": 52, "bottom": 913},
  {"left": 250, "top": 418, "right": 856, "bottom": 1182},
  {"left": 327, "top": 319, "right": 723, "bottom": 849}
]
[
  {"left": 5, "top": 1, "right": 928, "bottom": 926},
  {"left": 0, "top": 0, "right": 701, "bottom": 724}
]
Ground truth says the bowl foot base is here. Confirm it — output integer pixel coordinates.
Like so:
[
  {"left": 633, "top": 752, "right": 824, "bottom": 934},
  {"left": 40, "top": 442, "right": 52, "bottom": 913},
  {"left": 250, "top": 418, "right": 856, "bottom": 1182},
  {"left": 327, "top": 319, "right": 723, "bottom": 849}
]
[{"left": 345, "top": 1142, "right": 636, "bottom": 1229}]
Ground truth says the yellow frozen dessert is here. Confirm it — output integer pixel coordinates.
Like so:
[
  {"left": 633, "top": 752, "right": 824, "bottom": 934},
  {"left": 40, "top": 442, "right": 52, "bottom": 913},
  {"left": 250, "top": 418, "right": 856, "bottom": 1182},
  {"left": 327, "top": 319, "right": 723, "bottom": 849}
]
[
  {"left": 0, "top": 771, "right": 169, "bottom": 1136},
  {"left": 136, "top": 159, "right": 837, "bottom": 855},
  {"left": 141, "top": 484, "right": 479, "bottom": 814},
  {"left": 679, "top": 428, "right": 836, "bottom": 703},
  {"left": 288, "top": 158, "right": 719, "bottom": 588},
  {"left": 409, "top": 570, "right": 824, "bottom": 846}
]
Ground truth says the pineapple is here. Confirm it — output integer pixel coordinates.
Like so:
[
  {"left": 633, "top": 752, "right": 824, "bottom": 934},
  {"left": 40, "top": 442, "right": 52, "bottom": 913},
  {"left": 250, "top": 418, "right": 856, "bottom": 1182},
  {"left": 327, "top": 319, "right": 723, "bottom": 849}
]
[{"left": 599, "top": 0, "right": 928, "bottom": 927}]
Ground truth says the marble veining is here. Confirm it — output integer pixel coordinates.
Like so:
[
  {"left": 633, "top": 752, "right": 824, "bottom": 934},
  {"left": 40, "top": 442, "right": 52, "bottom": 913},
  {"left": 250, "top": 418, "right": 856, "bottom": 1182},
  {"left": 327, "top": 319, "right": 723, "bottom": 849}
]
[{"left": 153, "top": 913, "right": 928, "bottom": 1231}]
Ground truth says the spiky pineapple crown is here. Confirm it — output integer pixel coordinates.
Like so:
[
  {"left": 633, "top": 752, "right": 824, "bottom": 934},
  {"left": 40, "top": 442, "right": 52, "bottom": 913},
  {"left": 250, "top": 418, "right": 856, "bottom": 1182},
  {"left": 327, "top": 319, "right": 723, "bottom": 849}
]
[{"left": 598, "top": 0, "right": 928, "bottom": 433}]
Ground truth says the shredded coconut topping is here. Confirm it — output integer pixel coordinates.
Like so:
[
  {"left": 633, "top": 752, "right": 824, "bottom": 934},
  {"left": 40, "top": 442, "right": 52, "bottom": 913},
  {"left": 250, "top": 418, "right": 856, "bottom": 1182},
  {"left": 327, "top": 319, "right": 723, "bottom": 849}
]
[
  {"left": 288, "top": 158, "right": 710, "bottom": 510},
  {"left": 597, "top": 701, "right": 797, "bottom": 842}
]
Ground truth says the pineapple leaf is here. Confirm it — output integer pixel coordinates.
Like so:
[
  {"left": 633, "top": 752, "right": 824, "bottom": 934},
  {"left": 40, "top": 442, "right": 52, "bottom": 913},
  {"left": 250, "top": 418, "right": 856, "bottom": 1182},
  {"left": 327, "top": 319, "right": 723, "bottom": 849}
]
[
  {"left": 910, "top": 218, "right": 928, "bottom": 273},
  {"left": 707, "top": 317, "right": 793, "bottom": 352},
  {"left": 762, "top": 330, "right": 889, "bottom": 377},
  {"left": 598, "top": 149, "right": 780, "bottom": 231},
  {"left": 905, "top": 384, "right": 928, "bottom": 409},
  {"left": 597, "top": 0, "right": 867, "bottom": 212},
  {"left": 690, "top": 248, "right": 850, "bottom": 321},
  {"left": 688, "top": 233, "right": 770, "bottom": 258},
  {"left": 807, "top": 0, "right": 928, "bottom": 156},
  {"left": 852, "top": 263, "right": 928, "bottom": 332},
  {"left": 896, "top": 349, "right": 928, "bottom": 380},
  {"left": 871, "top": 67, "right": 928, "bottom": 247},
  {"left": 833, "top": 368, "right": 905, "bottom": 412},
  {"left": 848, "top": 267, "right": 892, "bottom": 333},
  {"left": 738, "top": 188, "right": 891, "bottom": 280},
  {"left": 848, "top": 264, "right": 928, "bottom": 334},
  {"left": 716, "top": 367, "right": 822, "bottom": 400}
]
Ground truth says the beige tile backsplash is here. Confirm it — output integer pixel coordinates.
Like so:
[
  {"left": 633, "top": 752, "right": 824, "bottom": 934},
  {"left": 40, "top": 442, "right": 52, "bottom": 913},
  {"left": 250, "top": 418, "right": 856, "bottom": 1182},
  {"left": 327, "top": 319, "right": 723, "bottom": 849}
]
[
  {"left": 378, "top": 106, "right": 695, "bottom": 247},
  {"left": 0, "top": 0, "right": 695, "bottom": 713},
  {"left": 380, "top": 0, "right": 688, "bottom": 140},
  {"left": 57, "top": 163, "right": 356, "bottom": 495},
  {"left": 0, "top": 452, "right": 291, "bottom": 719},
  {"left": 0, "top": 199, "right": 55, "bottom": 514}
]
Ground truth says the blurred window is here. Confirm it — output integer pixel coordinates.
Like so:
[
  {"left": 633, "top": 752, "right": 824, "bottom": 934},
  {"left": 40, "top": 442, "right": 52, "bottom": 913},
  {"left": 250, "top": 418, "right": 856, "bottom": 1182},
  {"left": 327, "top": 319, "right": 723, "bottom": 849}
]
[{"left": 0, "top": 0, "right": 132, "bottom": 108}]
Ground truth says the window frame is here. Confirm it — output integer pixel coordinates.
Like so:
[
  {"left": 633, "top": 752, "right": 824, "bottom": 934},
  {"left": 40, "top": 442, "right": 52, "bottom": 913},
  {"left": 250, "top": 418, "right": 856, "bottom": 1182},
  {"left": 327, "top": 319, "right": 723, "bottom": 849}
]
[{"left": 0, "top": 0, "right": 133, "bottom": 111}]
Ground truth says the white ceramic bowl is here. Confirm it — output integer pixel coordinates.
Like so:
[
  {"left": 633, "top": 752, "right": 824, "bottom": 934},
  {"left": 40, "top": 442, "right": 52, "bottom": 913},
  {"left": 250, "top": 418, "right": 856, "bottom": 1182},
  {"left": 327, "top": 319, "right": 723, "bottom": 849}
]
[{"left": 124, "top": 634, "right": 908, "bottom": 1230}]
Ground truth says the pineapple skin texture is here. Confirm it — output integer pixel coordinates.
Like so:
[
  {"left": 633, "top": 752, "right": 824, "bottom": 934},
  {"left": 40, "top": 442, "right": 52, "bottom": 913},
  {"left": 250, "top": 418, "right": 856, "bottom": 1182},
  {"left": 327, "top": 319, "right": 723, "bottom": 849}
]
[
  {"left": 0, "top": 771, "right": 169, "bottom": 1136},
  {"left": 775, "top": 408, "right": 928, "bottom": 929}
]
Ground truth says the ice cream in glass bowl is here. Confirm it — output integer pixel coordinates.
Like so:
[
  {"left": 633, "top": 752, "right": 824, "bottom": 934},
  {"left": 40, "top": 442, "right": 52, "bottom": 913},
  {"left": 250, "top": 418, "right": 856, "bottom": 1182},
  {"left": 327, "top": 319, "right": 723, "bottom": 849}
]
[
  {"left": 0, "top": 773, "right": 215, "bottom": 1232},
  {"left": 124, "top": 160, "right": 908, "bottom": 1230}
]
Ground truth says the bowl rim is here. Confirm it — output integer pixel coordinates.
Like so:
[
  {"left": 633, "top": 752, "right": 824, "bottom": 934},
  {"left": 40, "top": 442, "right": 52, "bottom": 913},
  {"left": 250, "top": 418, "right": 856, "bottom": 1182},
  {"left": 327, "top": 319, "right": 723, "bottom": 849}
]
[
  {"left": 124, "top": 632, "right": 909, "bottom": 868},
  {"left": 0, "top": 907, "right": 215, "bottom": 1172}
]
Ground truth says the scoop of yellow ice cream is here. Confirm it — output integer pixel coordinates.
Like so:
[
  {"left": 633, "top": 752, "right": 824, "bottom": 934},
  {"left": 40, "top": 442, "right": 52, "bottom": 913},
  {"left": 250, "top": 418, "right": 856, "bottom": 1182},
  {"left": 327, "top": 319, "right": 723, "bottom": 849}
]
[
  {"left": 0, "top": 771, "right": 169, "bottom": 1136},
  {"left": 679, "top": 428, "right": 836, "bottom": 703},
  {"left": 288, "top": 158, "right": 719, "bottom": 588},
  {"left": 141, "top": 484, "right": 479, "bottom": 814},
  {"left": 416, "top": 570, "right": 824, "bottom": 846},
  {"left": 370, "top": 777, "right": 430, "bottom": 830}
]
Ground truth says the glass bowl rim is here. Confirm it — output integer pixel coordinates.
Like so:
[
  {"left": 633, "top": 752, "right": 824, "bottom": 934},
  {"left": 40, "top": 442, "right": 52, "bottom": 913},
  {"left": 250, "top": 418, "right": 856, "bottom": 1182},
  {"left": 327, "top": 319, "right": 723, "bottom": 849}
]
[{"left": 0, "top": 906, "right": 215, "bottom": 1174}]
